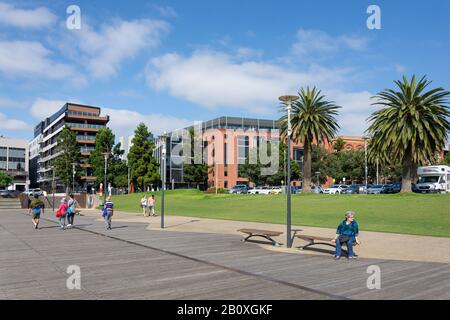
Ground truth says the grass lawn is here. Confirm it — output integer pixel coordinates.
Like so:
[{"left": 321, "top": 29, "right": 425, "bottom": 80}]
[{"left": 111, "top": 189, "right": 450, "bottom": 238}]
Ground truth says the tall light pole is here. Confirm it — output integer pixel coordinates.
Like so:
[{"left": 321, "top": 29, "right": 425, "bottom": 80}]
[
  {"left": 72, "top": 163, "right": 77, "bottom": 194},
  {"left": 279, "top": 94, "right": 299, "bottom": 248},
  {"left": 376, "top": 158, "right": 379, "bottom": 185},
  {"left": 315, "top": 171, "right": 320, "bottom": 188},
  {"left": 127, "top": 162, "right": 130, "bottom": 194},
  {"left": 363, "top": 136, "right": 368, "bottom": 192},
  {"left": 160, "top": 131, "right": 168, "bottom": 229},
  {"left": 102, "top": 152, "right": 109, "bottom": 204}
]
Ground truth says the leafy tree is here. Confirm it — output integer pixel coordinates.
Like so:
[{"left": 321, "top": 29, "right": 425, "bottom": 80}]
[
  {"left": 333, "top": 137, "right": 346, "bottom": 153},
  {"left": 183, "top": 127, "right": 208, "bottom": 188},
  {"left": 110, "top": 143, "right": 128, "bottom": 188},
  {"left": 279, "top": 87, "right": 341, "bottom": 192},
  {"left": 127, "top": 123, "right": 160, "bottom": 191},
  {"left": 0, "top": 171, "right": 13, "bottom": 188},
  {"left": 441, "top": 152, "right": 450, "bottom": 166},
  {"left": 89, "top": 127, "right": 115, "bottom": 186},
  {"left": 52, "top": 126, "right": 81, "bottom": 194},
  {"left": 367, "top": 75, "right": 450, "bottom": 192}
]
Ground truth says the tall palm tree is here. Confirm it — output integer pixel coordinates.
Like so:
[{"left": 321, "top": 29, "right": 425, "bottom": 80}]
[
  {"left": 279, "top": 87, "right": 341, "bottom": 192},
  {"left": 367, "top": 75, "right": 450, "bottom": 193}
]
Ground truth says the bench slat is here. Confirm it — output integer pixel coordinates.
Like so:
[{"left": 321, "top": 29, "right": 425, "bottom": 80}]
[
  {"left": 295, "top": 234, "right": 333, "bottom": 242},
  {"left": 238, "top": 229, "right": 283, "bottom": 236}
]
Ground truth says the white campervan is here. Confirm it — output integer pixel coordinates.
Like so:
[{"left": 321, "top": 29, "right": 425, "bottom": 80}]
[{"left": 416, "top": 165, "right": 450, "bottom": 193}]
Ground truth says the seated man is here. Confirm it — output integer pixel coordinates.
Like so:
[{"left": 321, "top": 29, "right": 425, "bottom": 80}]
[{"left": 331, "top": 211, "right": 361, "bottom": 260}]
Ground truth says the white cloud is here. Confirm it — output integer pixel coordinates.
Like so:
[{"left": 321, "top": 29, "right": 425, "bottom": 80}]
[
  {"left": 0, "top": 40, "right": 86, "bottom": 85},
  {"left": 71, "top": 19, "right": 170, "bottom": 78},
  {"left": 292, "top": 29, "right": 368, "bottom": 57},
  {"left": 0, "top": 112, "right": 30, "bottom": 131},
  {"left": 103, "top": 107, "right": 192, "bottom": 137},
  {"left": 0, "top": 97, "right": 25, "bottom": 109},
  {"left": 0, "top": 2, "right": 56, "bottom": 28},
  {"left": 326, "top": 90, "right": 374, "bottom": 136},
  {"left": 146, "top": 51, "right": 354, "bottom": 114},
  {"left": 152, "top": 5, "right": 178, "bottom": 18},
  {"left": 30, "top": 98, "right": 75, "bottom": 119}
]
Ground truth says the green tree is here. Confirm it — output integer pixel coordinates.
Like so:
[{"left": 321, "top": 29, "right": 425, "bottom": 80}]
[
  {"left": 127, "top": 123, "right": 160, "bottom": 191},
  {"left": 52, "top": 126, "right": 81, "bottom": 194},
  {"left": 367, "top": 75, "right": 450, "bottom": 192},
  {"left": 333, "top": 137, "right": 346, "bottom": 153},
  {"left": 441, "top": 152, "right": 450, "bottom": 166},
  {"left": 110, "top": 143, "right": 128, "bottom": 188},
  {"left": 183, "top": 127, "right": 208, "bottom": 188},
  {"left": 279, "top": 87, "right": 341, "bottom": 192},
  {"left": 0, "top": 171, "right": 13, "bottom": 188},
  {"left": 89, "top": 127, "right": 115, "bottom": 186}
]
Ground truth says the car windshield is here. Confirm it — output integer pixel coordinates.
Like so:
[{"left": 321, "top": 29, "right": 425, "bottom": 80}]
[
  {"left": 418, "top": 176, "right": 440, "bottom": 183},
  {"left": 371, "top": 185, "right": 383, "bottom": 189}
]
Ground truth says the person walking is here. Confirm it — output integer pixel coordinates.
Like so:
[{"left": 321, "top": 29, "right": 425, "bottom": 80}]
[
  {"left": 29, "top": 195, "right": 44, "bottom": 229},
  {"left": 66, "top": 194, "right": 78, "bottom": 228},
  {"left": 140, "top": 195, "right": 148, "bottom": 217},
  {"left": 103, "top": 196, "right": 114, "bottom": 230},
  {"left": 147, "top": 195, "right": 156, "bottom": 216},
  {"left": 56, "top": 198, "right": 68, "bottom": 230},
  {"left": 331, "top": 211, "right": 361, "bottom": 260}
]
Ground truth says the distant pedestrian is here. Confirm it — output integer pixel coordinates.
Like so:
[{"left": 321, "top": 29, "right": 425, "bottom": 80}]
[
  {"left": 332, "top": 211, "right": 361, "bottom": 260},
  {"left": 140, "top": 195, "right": 147, "bottom": 217},
  {"left": 104, "top": 196, "right": 114, "bottom": 230},
  {"left": 29, "top": 195, "right": 44, "bottom": 229},
  {"left": 66, "top": 194, "right": 79, "bottom": 228},
  {"left": 147, "top": 195, "right": 156, "bottom": 216},
  {"left": 56, "top": 198, "right": 68, "bottom": 230}
]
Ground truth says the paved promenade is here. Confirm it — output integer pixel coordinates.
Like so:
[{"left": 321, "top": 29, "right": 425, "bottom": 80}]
[{"left": 1, "top": 208, "right": 449, "bottom": 300}]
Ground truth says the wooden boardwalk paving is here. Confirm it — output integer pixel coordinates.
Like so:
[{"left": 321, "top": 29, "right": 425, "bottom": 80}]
[{"left": 1, "top": 208, "right": 449, "bottom": 300}]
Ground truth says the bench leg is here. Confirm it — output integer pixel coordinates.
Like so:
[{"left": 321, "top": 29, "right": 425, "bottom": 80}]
[{"left": 242, "top": 234, "right": 281, "bottom": 246}]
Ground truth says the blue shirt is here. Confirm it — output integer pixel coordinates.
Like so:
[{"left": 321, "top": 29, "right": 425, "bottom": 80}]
[{"left": 336, "top": 220, "right": 359, "bottom": 237}]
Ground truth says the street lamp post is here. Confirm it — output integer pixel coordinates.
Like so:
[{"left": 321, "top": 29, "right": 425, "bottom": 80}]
[
  {"left": 102, "top": 152, "right": 109, "bottom": 204},
  {"left": 315, "top": 171, "right": 320, "bottom": 188},
  {"left": 160, "top": 131, "right": 168, "bottom": 229},
  {"left": 279, "top": 94, "right": 299, "bottom": 248},
  {"left": 72, "top": 163, "right": 77, "bottom": 194},
  {"left": 363, "top": 137, "right": 368, "bottom": 193}
]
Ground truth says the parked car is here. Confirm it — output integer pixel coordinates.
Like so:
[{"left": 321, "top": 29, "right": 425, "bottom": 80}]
[
  {"left": 248, "top": 186, "right": 272, "bottom": 195},
  {"left": 343, "top": 184, "right": 361, "bottom": 194},
  {"left": 392, "top": 182, "right": 401, "bottom": 193},
  {"left": 311, "top": 186, "right": 324, "bottom": 194},
  {"left": 228, "top": 185, "right": 248, "bottom": 194},
  {"left": 23, "top": 188, "right": 46, "bottom": 197},
  {"left": 367, "top": 184, "right": 393, "bottom": 194},
  {"left": 270, "top": 186, "right": 284, "bottom": 195},
  {"left": 323, "top": 185, "right": 348, "bottom": 194},
  {"left": 0, "top": 189, "right": 21, "bottom": 198}
]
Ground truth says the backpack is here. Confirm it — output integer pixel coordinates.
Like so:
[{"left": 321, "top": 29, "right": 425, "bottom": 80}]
[{"left": 32, "top": 206, "right": 41, "bottom": 214}]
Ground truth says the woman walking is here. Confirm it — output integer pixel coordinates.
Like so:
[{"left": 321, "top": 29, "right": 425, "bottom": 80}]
[
  {"left": 147, "top": 195, "right": 156, "bottom": 216},
  {"left": 66, "top": 194, "right": 78, "bottom": 228},
  {"left": 104, "top": 196, "right": 114, "bottom": 230},
  {"left": 29, "top": 194, "right": 44, "bottom": 229},
  {"left": 56, "top": 198, "right": 68, "bottom": 230},
  {"left": 140, "top": 195, "right": 147, "bottom": 217}
]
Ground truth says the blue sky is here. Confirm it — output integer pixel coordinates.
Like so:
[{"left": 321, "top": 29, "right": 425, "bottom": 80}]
[{"left": 0, "top": 0, "right": 449, "bottom": 142}]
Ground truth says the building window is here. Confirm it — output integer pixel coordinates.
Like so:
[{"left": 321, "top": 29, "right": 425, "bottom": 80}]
[{"left": 293, "top": 148, "right": 303, "bottom": 163}]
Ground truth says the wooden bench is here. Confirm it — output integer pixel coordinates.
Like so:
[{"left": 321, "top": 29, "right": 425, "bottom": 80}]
[
  {"left": 295, "top": 234, "right": 358, "bottom": 256},
  {"left": 238, "top": 228, "right": 283, "bottom": 246}
]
